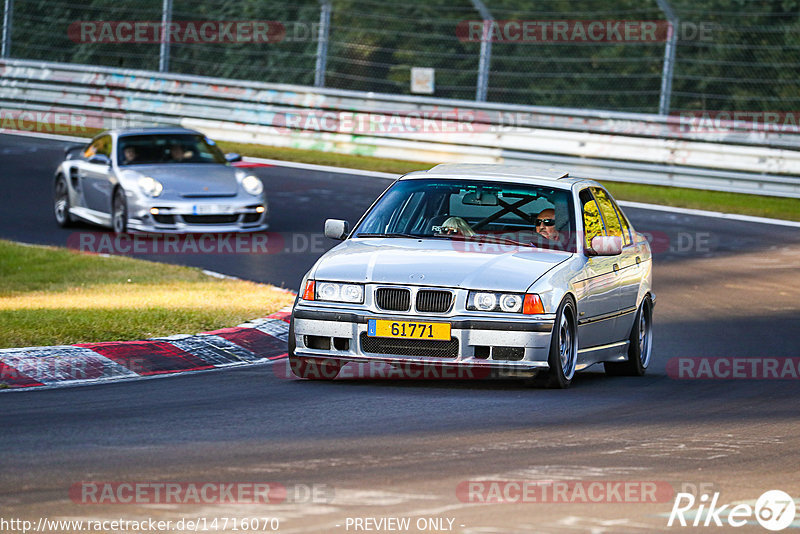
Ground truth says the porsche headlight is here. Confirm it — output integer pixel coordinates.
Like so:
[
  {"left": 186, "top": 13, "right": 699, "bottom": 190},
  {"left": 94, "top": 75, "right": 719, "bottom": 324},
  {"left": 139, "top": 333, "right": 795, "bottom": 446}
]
[
  {"left": 242, "top": 175, "right": 263, "bottom": 196},
  {"left": 316, "top": 282, "right": 364, "bottom": 303},
  {"left": 137, "top": 176, "right": 163, "bottom": 197}
]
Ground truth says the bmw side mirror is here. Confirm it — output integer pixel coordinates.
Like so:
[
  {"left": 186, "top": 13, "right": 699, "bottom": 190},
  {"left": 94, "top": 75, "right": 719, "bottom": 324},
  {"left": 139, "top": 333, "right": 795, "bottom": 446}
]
[
  {"left": 324, "top": 219, "right": 350, "bottom": 240},
  {"left": 588, "top": 235, "right": 623, "bottom": 256},
  {"left": 225, "top": 153, "right": 243, "bottom": 163},
  {"left": 88, "top": 154, "right": 111, "bottom": 166}
]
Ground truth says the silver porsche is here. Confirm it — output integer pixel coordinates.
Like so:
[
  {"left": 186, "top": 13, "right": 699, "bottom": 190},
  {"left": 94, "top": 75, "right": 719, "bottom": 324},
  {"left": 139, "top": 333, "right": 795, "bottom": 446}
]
[
  {"left": 289, "top": 164, "right": 654, "bottom": 388},
  {"left": 53, "top": 127, "right": 268, "bottom": 233}
]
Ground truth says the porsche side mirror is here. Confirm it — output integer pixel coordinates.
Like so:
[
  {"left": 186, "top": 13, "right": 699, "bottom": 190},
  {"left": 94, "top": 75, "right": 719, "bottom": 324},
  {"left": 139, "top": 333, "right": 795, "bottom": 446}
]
[
  {"left": 88, "top": 154, "right": 111, "bottom": 166},
  {"left": 225, "top": 153, "right": 243, "bottom": 163}
]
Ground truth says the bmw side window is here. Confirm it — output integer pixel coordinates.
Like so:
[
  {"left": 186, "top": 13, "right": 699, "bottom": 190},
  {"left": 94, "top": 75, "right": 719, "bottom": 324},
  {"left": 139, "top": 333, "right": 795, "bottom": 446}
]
[
  {"left": 590, "top": 187, "right": 625, "bottom": 242},
  {"left": 610, "top": 198, "right": 632, "bottom": 246},
  {"left": 579, "top": 189, "right": 604, "bottom": 250}
]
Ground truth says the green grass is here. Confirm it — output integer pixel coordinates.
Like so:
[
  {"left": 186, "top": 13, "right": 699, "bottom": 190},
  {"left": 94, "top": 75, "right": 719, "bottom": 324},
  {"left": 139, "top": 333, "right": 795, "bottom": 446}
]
[
  {"left": 0, "top": 240, "right": 295, "bottom": 348},
  {"left": 216, "top": 140, "right": 434, "bottom": 175},
  {"left": 7, "top": 123, "right": 800, "bottom": 220}
]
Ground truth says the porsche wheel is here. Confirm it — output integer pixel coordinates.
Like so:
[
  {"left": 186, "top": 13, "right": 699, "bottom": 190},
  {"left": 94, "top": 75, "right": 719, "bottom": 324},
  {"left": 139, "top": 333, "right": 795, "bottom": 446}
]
[
  {"left": 112, "top": 187, "right": 128, "bottom": 234},
  {"left": 54, "top": 175, "right": 73, "bottom": 227}
]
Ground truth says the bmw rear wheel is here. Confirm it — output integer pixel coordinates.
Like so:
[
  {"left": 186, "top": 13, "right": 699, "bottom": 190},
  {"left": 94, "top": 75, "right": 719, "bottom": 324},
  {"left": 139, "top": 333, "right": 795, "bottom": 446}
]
[{"left": 604, "top": 295, "right": 653, "bottom": 376}]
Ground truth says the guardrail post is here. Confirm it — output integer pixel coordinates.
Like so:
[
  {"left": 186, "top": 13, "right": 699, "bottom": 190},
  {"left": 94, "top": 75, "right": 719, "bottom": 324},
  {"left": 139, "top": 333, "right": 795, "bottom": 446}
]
[
  {"left": 656, "top": 0, "right": 678, "bottom": 115},
  {"left": 159, "top": 0, "right": 173, "bottom": 72},
  {"left": 470, "top": 0, "right": 493, "bottom": 102},
  {"left": 314, "top": 0, "right": 331, "bottom": 87},
  {"left": 1, "top": 0, "right": 12, "bottom": 58}
]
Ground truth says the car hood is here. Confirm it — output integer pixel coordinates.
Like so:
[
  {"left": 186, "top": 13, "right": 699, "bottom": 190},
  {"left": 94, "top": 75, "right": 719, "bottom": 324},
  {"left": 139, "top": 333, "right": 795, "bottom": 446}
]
[
  {"left": 125, "top": 164, "right": 240, "bottom": 197},
  {"left": 311, "top": 238, "right": 571, "bottom": 292}
]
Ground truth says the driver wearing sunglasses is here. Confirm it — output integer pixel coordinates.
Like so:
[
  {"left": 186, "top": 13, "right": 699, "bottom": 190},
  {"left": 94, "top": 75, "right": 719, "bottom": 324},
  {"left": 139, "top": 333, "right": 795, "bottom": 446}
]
[{"left": 535, "top": 208, "right": 560, "bottom": 241}]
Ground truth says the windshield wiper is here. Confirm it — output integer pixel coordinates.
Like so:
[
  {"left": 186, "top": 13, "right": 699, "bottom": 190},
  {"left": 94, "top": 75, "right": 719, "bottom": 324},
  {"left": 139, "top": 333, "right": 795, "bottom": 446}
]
[
  {"left": 465, "top": 234, "right": 535, "bottom": 247},
  {"left": 356, "top": 233, "right": 424, "bottom": 239}
]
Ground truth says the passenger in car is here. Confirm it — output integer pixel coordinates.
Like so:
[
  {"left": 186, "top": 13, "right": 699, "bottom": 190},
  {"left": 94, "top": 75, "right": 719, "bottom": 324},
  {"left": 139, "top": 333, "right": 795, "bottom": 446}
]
[
  {"left": 440, "top": 216, "right": 475, "bottom": 237},
  {"left": 121, "top": 146, "right": 138, "bottom": 165},
  {"left": 169, "top": 143, "right": 189, "bottom": 162}
]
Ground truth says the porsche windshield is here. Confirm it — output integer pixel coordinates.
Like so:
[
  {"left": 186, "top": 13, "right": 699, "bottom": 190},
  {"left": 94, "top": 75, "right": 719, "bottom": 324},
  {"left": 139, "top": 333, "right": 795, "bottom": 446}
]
[
  {"left": 117, "top": 134, "right": 227, "bottom": 166},
  {"left": 354, "top": 178, "right": 577, "bottom": 252}
]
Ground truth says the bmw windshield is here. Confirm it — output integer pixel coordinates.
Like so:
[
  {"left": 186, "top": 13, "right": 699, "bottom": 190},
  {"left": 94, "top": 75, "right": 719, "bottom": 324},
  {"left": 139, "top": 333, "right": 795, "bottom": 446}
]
[{"left": 353, "top": 178, "right": 577, "bottom": 252}]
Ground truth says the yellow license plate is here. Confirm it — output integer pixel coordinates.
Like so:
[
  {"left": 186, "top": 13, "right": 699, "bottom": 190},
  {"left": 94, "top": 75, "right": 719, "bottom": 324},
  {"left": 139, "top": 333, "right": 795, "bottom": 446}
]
[{"left": 367, "top": 319, "right": 451, "bottom": 340}]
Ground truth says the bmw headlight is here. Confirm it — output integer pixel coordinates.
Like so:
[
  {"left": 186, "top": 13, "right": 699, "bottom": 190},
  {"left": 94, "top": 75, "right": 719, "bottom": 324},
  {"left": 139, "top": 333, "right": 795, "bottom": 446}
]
[
  {"left": 242, "top": 175, "right": 263, "bottom": 196},
  {"left": 316, "top": 281, "right": 364, "bottom": 303},
  {"left": 467, "top": 291, "right": 525, "bottom": 313},
  {"left": 137, "top": 176, "right": 163, "bottom": 197}
]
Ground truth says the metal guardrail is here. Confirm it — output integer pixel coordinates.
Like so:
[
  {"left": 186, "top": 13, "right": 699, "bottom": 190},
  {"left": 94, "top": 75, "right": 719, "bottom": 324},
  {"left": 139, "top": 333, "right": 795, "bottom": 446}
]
[{"left": 1, "top": 58, "right": 799, "bottom": 198}]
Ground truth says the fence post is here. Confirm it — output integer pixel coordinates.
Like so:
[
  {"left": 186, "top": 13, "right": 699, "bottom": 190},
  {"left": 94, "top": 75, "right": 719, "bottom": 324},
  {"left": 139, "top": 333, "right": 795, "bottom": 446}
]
[
  {"left": 1, "top": 0, "right": 12, "bottom": 58},
  {"left": 470, "top": 0, "right": 492, "bottom": 102},
  {"left": 159, "top": 0, "right": 173, "bottom": 72},
  {"left": 314, "top": 0, "right": 331, "bottom": 87},
  {"left": 656, "top": 0, "right": 678, "bottom": 115}
]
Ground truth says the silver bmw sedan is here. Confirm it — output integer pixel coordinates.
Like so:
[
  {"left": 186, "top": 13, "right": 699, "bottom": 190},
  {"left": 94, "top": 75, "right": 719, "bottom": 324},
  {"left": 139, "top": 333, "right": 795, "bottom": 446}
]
[{"left": 290, "top": 164, "right": 654, "bottom": 388}]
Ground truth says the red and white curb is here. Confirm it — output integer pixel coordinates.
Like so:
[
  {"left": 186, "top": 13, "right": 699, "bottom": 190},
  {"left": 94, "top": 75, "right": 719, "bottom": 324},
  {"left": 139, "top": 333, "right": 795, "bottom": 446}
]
[{"left": 0, "top": 308, "right": 292, "bottom": 391}]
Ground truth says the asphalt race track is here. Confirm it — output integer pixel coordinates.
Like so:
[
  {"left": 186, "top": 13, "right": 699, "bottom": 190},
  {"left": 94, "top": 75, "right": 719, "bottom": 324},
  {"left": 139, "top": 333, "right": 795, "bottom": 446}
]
[{"left": 1, "top": 132, "right": 800, "bottom": 533}]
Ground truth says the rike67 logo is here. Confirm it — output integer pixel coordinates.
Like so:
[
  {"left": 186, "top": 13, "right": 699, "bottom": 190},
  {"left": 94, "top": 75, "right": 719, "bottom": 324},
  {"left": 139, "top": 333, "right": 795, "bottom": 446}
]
[{"left": 668, "top": 490, "right": 796, "bottom": 531}]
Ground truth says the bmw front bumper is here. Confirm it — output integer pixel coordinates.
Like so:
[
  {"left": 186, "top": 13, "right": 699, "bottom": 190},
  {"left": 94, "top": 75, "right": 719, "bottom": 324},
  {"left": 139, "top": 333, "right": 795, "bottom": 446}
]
[{"left": 292, "top": 305, "right": 557, "bottom": 377}]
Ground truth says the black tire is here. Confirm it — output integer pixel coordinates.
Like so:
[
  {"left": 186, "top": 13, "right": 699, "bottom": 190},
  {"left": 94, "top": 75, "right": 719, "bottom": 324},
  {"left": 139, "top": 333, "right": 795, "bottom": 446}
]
[
  {"left": 54, "top": 175, "right": 73, "bottom": 228},
  {"left": 604, "top": 296, "right": 653, "bottom": 377},
  {"left": 112, "top": 187, "right": 128, "bottom": 234},
  {"left": 287, "top": 318, "right": 342, "bottom": 380},
  {"left": 532, "top": 296, "right": 578, "bottom": 389}
]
